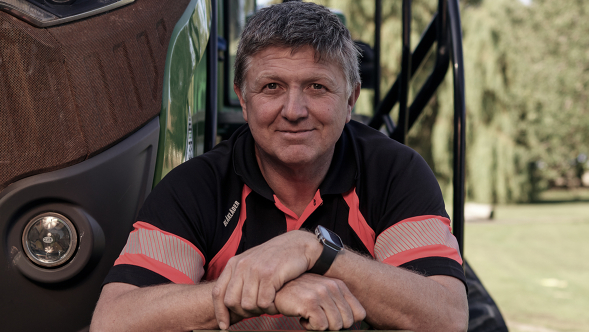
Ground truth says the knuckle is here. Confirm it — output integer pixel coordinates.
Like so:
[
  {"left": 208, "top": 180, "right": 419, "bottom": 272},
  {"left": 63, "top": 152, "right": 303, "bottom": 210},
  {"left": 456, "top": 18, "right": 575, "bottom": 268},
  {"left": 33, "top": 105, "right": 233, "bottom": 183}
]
[
  {"left": 317, "top": 321, "right": 329, "bottom": 331},
  {"left": 257, "top": 297, "right": 272, "bottom": 310},
  {"left": 234, "top": 257, "right": 248, "bottom": 269},
  {"left": 334, "top": 279, "right": 346, "bottom": 289},
  {"left": 343, "top": 317, "right": 354, "bottom": 329},
  {"left": 343, "top": 311, "right": 355, "bottom": 328},
  {"left": 226, "top": 256, "right": 238, "bottom": 266},
  {"left": 241, "top": 298, "right": 257, "bottom": 311},
  {"left": 303, "top": 298, "right": 321, "bottom": 311},
  {"left": 211, "top": 285, "right": 222, "bottom": 299},
  {"left": 300, "top": 293, "right": 315, "bottom": 306},
  {"left": 224, "top": 296, "right": 239, "bottom": 309},
  {"left": 356, "top": 307, "right": 367, "bottom": 321},
  {"left": 326, "top": 279, "right": 340, "bottom": 291},
  {"left": 315, "top": 285, "right": 329, "bottom": 298}
]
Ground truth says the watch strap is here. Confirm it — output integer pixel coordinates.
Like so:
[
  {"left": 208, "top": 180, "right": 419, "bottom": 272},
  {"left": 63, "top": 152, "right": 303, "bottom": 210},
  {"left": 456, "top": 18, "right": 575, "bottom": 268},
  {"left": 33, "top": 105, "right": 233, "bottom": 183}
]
[{"left": 308, "top": 243, "right": 339, "bottom": 275}]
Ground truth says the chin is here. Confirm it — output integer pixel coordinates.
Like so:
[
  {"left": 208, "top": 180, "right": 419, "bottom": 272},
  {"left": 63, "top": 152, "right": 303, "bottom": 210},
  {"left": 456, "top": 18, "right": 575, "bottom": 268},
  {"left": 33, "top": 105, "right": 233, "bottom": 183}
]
[
  {"left": 274, "top": 151, "right": 317, "bottom": 167},
  {"left": 276, "top": 156, "right": 315, "bottom": 167}
]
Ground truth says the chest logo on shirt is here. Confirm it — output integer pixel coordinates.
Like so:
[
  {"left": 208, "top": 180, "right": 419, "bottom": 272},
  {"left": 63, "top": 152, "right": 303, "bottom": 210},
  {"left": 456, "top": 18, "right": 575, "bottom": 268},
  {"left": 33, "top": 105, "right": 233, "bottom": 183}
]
[{"left": 223, "top": 201, "right": 240, "bottom": 227}]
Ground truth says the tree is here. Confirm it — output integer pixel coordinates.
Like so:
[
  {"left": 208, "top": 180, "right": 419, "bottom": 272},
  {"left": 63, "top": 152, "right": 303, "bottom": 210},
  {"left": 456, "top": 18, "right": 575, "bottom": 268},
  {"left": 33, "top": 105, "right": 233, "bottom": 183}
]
[{"left": 309, "top": 0, "right": 589, "bottom": 203}]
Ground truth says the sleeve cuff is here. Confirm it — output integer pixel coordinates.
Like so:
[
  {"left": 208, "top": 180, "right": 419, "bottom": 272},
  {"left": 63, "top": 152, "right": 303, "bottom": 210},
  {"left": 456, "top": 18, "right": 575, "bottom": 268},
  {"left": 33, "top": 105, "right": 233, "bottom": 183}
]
[
  {"left": 399, "top": 256, "right": 467, "bottom": 290},
  {"left": 102, "top": 264, "right": 172, "bottom": 288}
]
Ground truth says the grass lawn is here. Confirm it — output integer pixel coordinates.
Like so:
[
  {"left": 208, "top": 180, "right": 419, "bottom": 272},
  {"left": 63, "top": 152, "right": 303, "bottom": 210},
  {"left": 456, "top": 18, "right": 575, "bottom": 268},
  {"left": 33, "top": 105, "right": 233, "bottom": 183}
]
[{"left": 464, "top": 196, "right": 589, "bottom": 332}]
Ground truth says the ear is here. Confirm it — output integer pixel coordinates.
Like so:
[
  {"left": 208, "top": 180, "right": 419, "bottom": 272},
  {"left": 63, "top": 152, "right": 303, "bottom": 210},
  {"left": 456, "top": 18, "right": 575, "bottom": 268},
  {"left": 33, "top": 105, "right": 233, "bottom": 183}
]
[
  {"left": 345, "top": 83, "right": 361, "bottom": 123},
  {"left": 234, "top": 83, "right": 248, "bottom": 122}
]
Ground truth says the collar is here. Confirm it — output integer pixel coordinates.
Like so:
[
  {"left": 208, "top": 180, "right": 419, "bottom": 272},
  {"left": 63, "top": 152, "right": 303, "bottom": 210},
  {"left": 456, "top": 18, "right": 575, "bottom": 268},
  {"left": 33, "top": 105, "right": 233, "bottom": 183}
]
[{"left": 232, "top": 124, "right": 358, "bottom": 201}]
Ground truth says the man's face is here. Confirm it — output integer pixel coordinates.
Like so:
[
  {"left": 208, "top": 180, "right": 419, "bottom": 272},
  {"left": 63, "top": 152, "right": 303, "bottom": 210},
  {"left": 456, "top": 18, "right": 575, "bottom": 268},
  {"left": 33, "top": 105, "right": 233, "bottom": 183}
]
[{"left": 235, "top": 46, "right": 360, "bottom": 170}]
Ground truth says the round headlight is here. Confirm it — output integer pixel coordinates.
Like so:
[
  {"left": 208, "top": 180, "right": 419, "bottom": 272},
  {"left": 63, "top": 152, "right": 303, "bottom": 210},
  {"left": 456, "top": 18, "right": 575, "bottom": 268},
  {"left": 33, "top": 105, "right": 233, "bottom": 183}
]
[{"left": 22, "top": 212, "right": 78, "bottom": 268}]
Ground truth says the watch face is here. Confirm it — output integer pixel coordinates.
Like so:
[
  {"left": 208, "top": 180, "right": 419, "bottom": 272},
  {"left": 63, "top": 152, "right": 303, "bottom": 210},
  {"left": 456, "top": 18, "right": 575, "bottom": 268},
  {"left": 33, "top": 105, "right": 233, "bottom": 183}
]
[{"left": 317, "top": 226, "right": 343, "bottom": 249}]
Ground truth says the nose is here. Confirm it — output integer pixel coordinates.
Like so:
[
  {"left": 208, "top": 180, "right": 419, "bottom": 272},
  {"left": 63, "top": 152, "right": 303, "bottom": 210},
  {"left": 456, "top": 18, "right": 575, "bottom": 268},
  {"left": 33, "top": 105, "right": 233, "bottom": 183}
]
[{"left": 281, "top": 88, "right": 308, "bottom": 122}]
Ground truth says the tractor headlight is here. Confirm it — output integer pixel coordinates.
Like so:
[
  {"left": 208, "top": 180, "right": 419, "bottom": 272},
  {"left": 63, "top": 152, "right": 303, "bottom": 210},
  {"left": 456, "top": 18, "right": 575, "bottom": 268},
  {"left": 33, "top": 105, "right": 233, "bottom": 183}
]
[{"left": 22, "top": 212, "right": 78, "bottom": 267}]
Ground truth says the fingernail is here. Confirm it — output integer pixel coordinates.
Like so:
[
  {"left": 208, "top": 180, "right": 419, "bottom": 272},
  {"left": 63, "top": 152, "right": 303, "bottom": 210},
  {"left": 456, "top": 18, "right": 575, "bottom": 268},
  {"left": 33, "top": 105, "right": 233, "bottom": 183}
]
[{"left": 219, "top": 322, "right": 228, "bottom": 330}]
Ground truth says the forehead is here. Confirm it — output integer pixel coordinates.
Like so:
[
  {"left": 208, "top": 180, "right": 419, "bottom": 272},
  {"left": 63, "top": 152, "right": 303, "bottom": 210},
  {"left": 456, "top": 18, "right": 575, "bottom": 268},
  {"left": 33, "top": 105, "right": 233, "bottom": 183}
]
[{"left": 246, "top": 46, "right": 345, "bottom": 82}]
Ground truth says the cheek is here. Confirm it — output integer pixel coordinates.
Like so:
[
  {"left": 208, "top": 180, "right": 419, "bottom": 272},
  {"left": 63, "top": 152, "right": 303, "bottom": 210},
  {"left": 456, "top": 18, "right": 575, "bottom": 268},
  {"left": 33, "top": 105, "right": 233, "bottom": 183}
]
[
  {"left": 317, "top": 106, "right": 349, "bottom": 127},
  {"left": 246, "top": 101, "right": 280, "bottom": 129}
]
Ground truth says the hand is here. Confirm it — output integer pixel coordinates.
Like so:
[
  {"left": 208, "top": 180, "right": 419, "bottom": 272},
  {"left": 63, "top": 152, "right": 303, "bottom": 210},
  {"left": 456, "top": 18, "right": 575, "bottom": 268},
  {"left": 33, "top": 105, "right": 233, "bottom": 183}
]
[
  {"left": 212, "top": 230, "right": 320, "bottom": 329},
  {"left": 275, "top": 273, "right": 366, "bottom": 331}
]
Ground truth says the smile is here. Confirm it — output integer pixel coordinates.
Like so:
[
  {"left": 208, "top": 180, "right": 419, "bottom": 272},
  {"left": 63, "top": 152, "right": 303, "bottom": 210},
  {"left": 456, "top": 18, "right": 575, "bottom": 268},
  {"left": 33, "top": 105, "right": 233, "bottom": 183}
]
[
  {"left": 279, "top": 129, "right": 313, "bottom": 133},
  {"left": 277, "top": 129, "right": 314, "bottom": 138}
]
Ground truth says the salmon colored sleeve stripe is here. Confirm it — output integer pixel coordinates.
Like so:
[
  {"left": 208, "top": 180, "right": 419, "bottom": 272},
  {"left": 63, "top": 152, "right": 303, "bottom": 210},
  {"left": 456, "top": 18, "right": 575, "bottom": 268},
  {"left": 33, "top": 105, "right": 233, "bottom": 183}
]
[
  {"left": 114, "top": 253, "right": 195, "bottom": 284},
  {"left": 116, "top": 221, "right": 206, "bottom": 284},
  {"left": 342, "top": 188, "right": 375, "bottom": 257},
  {"left": 375, "top": 215, "right": 462, "bottom": 265},
  {"left": 133, "top": 221, "right": 206, "bottom": 263},
  {"left": 396, "top": 214, "right": 453, "bottom": 230},
  {"left": 382, "top": 244, "right": 463, "bottom": 266},
  {"left": 206, "top": 185, "right": 251, "bottom": 281}
]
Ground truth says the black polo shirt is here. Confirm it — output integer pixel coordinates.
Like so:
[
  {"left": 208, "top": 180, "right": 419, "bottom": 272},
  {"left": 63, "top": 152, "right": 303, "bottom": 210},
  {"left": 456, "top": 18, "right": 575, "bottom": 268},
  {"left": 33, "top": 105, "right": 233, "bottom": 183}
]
[{"left": 105, "top": 121, "right": 465, "bottom": 328}]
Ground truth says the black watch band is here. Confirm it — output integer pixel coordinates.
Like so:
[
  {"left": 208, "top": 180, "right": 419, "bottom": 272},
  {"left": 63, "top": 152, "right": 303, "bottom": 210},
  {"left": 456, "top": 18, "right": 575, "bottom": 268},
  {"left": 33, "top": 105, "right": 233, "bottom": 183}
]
[{"left": 308, "top": 225, "right": 343, "bottom": 275}]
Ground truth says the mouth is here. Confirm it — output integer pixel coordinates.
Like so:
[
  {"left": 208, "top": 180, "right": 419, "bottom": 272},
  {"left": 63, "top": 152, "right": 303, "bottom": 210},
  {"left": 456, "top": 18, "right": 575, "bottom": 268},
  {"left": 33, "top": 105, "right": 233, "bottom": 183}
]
[
  {"left": 277, "top": 129, "right": 314, "bottom": 134},
  {"left": 277, "top": 129, "right": 314, "bottom": 138}
]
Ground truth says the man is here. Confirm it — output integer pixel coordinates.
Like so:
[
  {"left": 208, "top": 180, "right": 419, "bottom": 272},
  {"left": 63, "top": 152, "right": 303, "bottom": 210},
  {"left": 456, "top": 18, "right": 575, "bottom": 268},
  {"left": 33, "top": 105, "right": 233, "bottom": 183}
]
[{"left": 90, "top": 2, "right": 468, "bottom": 331}]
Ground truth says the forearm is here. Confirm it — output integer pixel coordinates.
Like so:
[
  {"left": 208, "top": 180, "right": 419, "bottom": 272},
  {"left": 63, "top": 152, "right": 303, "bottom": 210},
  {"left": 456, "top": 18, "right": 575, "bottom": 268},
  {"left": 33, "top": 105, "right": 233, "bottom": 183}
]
[
  {"left": 90, "top": 282, "right": 219, "bottom": 332},
  {"left": 325, "top": 250, "right": 468, "bottom": 332}
]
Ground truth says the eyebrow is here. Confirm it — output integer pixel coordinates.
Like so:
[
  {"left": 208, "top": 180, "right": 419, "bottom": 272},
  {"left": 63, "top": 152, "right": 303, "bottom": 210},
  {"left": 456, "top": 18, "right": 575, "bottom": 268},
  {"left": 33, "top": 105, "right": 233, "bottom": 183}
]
[
  {"left": 253, "top": 74, "right": 283, "bottom": 86},
  {"left": 253, "top": 73, "right": 338, "bottom": 87}
]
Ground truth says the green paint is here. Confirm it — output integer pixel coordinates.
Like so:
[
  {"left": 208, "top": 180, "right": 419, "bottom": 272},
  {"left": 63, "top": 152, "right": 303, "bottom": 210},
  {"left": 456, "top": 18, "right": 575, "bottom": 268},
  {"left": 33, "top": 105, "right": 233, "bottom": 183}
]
[{"left": 153, "top": 0, "right": 211, "bottom": 186}]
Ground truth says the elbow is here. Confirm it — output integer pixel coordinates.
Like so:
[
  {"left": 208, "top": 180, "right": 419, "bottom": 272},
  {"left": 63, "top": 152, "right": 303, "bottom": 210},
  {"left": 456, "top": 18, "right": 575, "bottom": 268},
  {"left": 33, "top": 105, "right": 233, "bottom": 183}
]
[
  {"left": 89, "top": 305, "right": 115, "bottom": 332},
  {"left": 423, "top": 293, "right": 469, "bottom": 332},
  {"left": 434, "top": 277, "right": 469, "bottom": 332},
  {"left": 416, "top": 307, "right": 468, "bottom": 332},
  {"left": 89, "top": 314, "right": 107, "bottom": 332},
  {"left": 443, "top": 294, "right": 469, "bottom": 332},
  {"left": 447, "top": 307, "right": 469, "bottom": 332},
  {"left": 89, "top": 294, "right": 123, "bottom": 332}
]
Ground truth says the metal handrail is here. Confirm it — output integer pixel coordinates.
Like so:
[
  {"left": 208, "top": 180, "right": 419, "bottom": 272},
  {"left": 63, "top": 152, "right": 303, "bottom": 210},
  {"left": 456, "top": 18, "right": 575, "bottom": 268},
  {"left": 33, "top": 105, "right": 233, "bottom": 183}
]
[
  {"left": 448, "top": 0, "right": 466, "bottom": 256},
  {"left": 205, "top": 0, "right": 218, "bottom": 152},
  {"left": 368, "top": 0, "right": 465, "bottom": 256},
  {"left": 367, "top": 12, "right": 440, "bottom": 130}
]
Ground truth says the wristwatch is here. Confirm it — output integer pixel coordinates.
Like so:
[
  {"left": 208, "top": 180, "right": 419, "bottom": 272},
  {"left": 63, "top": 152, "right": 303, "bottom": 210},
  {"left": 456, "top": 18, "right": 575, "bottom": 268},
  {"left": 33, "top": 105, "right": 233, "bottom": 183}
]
[{"left": 308, "top": 225, "right": 344, "bottom": 275}]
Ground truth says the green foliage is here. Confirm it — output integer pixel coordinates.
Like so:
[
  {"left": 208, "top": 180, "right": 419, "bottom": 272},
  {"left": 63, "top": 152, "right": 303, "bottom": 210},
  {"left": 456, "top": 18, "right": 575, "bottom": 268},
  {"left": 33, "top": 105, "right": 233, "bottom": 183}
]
[
  {"left": 462, "top": 0, "right": 589, "bottom": 201},
  {"left": 313, "top": 0, "right": 589, "bottom": 203},
  {"left": 459, "top": 0, "right": 533, "bottom": 203}
]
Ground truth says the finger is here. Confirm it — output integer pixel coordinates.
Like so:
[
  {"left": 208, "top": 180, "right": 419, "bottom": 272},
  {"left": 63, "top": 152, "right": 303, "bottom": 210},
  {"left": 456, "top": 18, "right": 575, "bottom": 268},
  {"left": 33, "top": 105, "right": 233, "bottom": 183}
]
[
  {"left": 326, "top": 281, "right": 356, "bottom": 329},
  {"left": 240, "top": 268, "right": 262, "bottom": 315},
  {"left": 258, "top": 286, "right": 279, "bottom": 315},
  {"left": 302, "top": 309, "right": 330, "bottom": 331},
  {"left": 257, "top": 276, "right": 279, "bottom": 315},
  {"left": 224, "top": 273, "right": 247, "bottom": 316},
  {"left": 338, "top": 281, "right": 367, "bottom": 324},
  {"left": 315, "top": 284, "right": 344, "bottom": 331},
  {"left": 213, "top": 265, "right": 233, "bottom": 330}
]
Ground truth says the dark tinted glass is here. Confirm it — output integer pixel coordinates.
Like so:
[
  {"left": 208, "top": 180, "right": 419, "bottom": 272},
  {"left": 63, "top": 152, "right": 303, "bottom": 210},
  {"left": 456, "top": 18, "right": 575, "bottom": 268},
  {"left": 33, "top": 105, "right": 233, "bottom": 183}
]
[{"left": 323, "top": 228, "right": 343, "bottom": 247}]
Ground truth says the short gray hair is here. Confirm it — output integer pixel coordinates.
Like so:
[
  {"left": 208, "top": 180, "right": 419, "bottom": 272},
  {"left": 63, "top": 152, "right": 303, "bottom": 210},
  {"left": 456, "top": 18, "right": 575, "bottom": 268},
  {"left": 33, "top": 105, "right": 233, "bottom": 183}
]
[{"left": 234, "top": 1, "right": 361, "bottom": 98}]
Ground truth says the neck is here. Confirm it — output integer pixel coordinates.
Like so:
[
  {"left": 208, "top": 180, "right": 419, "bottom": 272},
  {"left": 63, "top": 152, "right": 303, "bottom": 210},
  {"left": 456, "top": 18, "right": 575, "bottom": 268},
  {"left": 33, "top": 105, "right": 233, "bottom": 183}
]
[{"left": 255, "top": 146, "right": 333, "bottom": 217}]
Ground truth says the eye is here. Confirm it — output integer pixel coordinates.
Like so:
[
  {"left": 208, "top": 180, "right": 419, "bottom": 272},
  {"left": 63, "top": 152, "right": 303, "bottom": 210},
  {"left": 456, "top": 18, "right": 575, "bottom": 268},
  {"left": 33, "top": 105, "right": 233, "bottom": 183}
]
[
  {"left": 266, "top": 83, "right": 278, "bottom": 89},
  {"left": 312, "top": 83, "right": 324, "bottom": 90}
]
